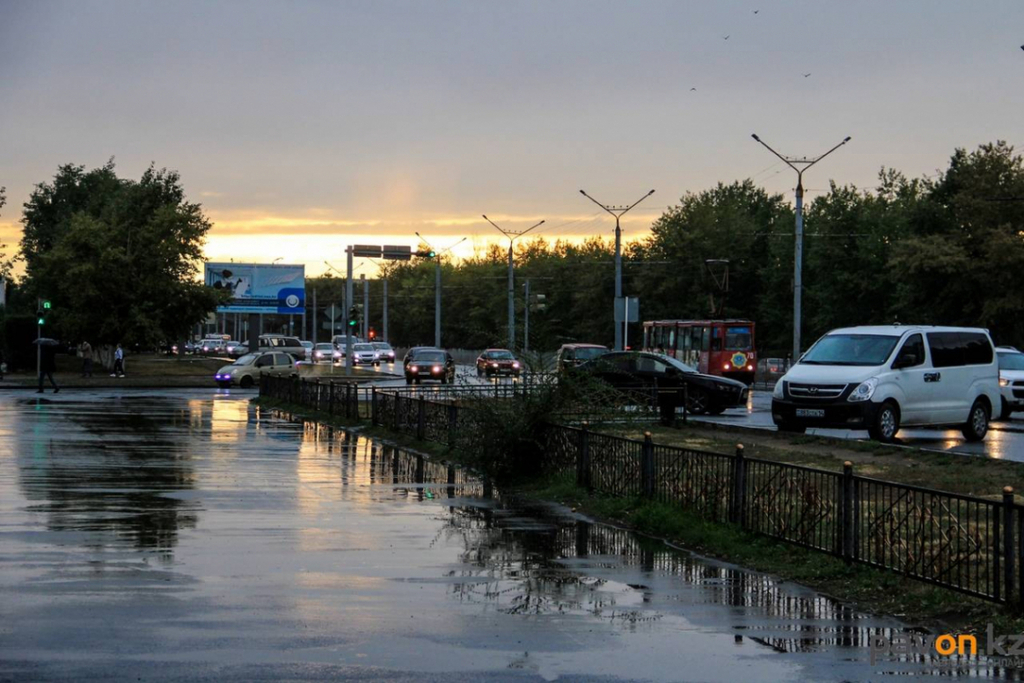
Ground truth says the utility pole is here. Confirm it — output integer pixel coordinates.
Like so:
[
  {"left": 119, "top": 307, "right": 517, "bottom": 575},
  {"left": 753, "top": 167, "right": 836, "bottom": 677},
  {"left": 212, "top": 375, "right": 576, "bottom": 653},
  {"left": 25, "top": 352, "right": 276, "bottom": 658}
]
[
  {"left": 361, "top": 274, "right": 368, "bottom": 339},
  {"left": 312, "top": 288, "right": 317, "bottom": 345},
  {"left": 523, "top": 279, "right": 530, "bottom": 353},
  {"left": 579, "top": 189, "right": 655, "bottom": 352},
  {"left": 382, "top": 277, "right": 388, "bottom": 343},
  {"left": 751, "top": 133, "right": 851, "bottom": 360},
  {"left": 483, "top": 215, "right": 544, "bottom": 349},
  {"left": 345, "top": 247, "right": 354, "bottom": 376},
  {"left": 414, "top": 233, "right": 466, "bottom": 348}
]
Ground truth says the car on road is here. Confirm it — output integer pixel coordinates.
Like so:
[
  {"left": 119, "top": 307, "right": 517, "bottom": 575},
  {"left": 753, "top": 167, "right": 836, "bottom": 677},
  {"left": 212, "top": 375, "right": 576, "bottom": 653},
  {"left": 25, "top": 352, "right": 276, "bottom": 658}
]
[
  {"left": 403, "top": 346, "right": 439, "bottom": 369},
  {"left": 258, "top": 335, "right": 305, "bottom": 360},
  {"left": 225, "top": 341, "right": 248, "bottom": 358},
  {"left": 771, "top": 325, "right": 1000, "bottom": 443},
  {"left": 405, "top": 349, "right": 455, "bottom": 384},
  {"left": 372, "top": 342, "right": 396, "bottom": 363},
  {"left": 200, "top": 336, "right": 230, "bottom": 355},
  {"left": 214, "top": 351, "right": 297, "bottom": 388},
  {"left": 312, "top": 342, "right": 341, "bottom": 364},
  {"left": 300, "top": 340, "right": 314, "bottom": 360},
  {"left": 577, "top": 351, "right": 748, "bottom": 417},
  {"left": 556, "top": 343, "right": 609, "bottom": 372},
  {"left": 997, "top": 347, "right": 1024, "bottom": 420},
  {"left": 332, "top": 334, "right": 364, "bottom": 347},
  {"left": 350, "top": 342, "right": 380, "bottom": 366},
  {"left": 476, "top": 349, "right": 521, "bottom": 377}
]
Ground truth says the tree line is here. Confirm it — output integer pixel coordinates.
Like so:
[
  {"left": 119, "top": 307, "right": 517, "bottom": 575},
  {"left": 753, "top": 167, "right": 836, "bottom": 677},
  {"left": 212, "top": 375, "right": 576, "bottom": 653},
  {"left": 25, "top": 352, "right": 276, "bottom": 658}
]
[{"left": 2, "top": 141, "right": 1023, "bottom": 365}]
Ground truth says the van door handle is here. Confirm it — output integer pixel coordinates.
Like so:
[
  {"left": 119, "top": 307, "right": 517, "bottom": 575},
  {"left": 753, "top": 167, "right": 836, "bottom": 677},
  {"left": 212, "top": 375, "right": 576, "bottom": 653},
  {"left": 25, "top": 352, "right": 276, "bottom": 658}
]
[{"left": 924, "top": 372, "right": 941, "bottom": 382}]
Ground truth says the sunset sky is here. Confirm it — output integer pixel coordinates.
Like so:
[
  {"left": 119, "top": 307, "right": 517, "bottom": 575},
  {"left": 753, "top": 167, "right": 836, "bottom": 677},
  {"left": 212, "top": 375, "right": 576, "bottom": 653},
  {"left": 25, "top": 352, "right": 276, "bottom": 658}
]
[{"left": 2, "top": 0, "right": 1022, "bottom": 277}]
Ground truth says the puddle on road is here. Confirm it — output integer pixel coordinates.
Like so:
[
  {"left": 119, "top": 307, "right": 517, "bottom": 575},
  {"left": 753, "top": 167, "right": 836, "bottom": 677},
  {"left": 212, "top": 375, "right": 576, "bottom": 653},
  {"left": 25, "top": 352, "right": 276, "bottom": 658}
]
[{"left": 4, "top": 392, "right": 1024, "bottom": 681}]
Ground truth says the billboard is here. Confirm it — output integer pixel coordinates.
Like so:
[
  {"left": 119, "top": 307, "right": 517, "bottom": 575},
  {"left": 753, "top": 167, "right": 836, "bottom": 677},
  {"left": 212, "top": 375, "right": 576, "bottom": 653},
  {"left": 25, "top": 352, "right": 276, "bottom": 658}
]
[{"left": 205, "top": 262, "right": 305, "bottom": 314}]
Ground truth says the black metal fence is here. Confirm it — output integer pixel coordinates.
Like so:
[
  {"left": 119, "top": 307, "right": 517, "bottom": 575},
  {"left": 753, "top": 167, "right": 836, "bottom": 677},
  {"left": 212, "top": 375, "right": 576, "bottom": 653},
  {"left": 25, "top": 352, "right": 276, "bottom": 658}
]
[
  {"left": 261, "top": 374, "right": 1024, "bottom": 605},
  {"left": 544, "top": 422, "right": 1024, "bottom": 605}
]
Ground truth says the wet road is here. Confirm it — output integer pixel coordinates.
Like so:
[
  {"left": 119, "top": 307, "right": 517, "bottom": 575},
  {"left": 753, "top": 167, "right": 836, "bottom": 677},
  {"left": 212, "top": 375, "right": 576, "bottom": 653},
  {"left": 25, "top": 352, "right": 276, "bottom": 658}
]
[
  {"left": 691, "top": 390, "right": 1024, "bottom": 461},
  {"left": 0, "top": 389, "right": 1012, "bottom": 681}
]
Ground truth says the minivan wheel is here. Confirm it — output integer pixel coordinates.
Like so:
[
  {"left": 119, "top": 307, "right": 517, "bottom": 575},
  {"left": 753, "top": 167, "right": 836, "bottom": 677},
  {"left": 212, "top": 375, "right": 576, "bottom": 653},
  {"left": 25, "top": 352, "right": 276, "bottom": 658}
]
[
  {"left": 239, "top": 375, "right": 254, "bottom": 389},
  {"left": 869, "top": 401, "right": 900, "bottom": 443},
  {"left": 962, "top": 400, "right": 990, "bottom": 442}
]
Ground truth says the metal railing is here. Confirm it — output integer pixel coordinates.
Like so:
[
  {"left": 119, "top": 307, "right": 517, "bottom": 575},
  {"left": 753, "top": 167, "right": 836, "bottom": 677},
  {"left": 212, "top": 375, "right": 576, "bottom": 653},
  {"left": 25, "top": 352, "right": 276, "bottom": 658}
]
[{"left": 261, "top": 374, "right": 1024, "bottom": 605}]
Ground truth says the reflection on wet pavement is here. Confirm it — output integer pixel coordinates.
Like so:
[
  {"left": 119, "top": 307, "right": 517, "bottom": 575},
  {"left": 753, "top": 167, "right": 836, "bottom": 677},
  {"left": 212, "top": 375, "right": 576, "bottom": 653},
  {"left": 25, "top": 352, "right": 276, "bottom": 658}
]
[{"left": 1, "top": 389, "right": 1021, "bottom": 681}]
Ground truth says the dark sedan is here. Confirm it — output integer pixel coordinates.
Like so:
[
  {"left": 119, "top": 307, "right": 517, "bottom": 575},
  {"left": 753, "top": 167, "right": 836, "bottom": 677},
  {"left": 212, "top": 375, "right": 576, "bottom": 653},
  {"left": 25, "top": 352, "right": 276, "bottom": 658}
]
[
  {"left": 476, "top": 349, "right": 521, "bottom": 377},
  {"left": 577, "top": 351, "right": 749, "bottom": 420},
  {"left": 405, "top": 349, "right": 456, "bottom": 384}
]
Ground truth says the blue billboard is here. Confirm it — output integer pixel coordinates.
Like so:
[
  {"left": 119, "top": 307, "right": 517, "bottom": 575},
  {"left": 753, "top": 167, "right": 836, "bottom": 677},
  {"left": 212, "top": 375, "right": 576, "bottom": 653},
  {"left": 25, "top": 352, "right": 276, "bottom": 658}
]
[{"left": 205, "top": 262, "right": 306, "bottom": 314}]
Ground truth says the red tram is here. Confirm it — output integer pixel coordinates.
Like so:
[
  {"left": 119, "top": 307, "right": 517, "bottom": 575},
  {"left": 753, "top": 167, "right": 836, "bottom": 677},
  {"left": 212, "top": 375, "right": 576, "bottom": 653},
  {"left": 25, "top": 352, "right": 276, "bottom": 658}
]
[{"left": 642, "top": 319, "right": 756, "bottom": 385}]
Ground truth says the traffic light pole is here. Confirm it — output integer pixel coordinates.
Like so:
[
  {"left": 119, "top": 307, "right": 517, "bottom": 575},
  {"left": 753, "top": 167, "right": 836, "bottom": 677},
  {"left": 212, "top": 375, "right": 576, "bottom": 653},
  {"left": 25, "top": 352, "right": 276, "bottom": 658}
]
[
  {"left": 36, "top": 297, "right": 41, "bottom": 383},
  {"left": 383, "top": 277, "right": 388, "bottom": 343},
  {"left": 434, "top": 261, "right": 441, "bottom": 348},
  {"left": 361, "top": 274, "right": 369, "bottom": 340},
  {"left": 345, "top": 247, "right": 354, "bottom": 377},
  {"left": 523, "top": 279, "right": 530, "bottom": 353}
]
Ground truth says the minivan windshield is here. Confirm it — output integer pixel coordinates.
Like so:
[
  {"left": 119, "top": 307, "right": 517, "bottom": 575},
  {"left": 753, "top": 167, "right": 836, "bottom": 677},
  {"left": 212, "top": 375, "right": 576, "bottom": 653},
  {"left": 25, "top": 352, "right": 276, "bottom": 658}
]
[
  {"left": 232, "top": 353, "right": 259, "bottom": 366},
  {"left": 999, "top": 352, "right": 1024, "bottom": 371},
  {"left": 801, "top": 334, "right": 901, "bottom": 366}
]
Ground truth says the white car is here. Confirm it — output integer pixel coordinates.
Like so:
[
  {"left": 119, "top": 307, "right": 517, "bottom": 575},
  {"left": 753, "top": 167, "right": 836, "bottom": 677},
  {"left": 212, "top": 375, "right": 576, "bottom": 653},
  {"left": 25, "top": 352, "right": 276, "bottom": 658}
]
[
  {"left": 312, "top": 342, "right": 342, "bottom": 364},
  {"left": 372, "top": 342, "right": 396, "bottom": 363},
  {"left": 997, "top": 348, "right": 1024, "bottom": 420},
  {"left": 300, "top": 340, "right": 314, "bottom": 360},
  {"left": 350, "top": 342, "right": 380, "bottom": 366},
  {"left": 771, "top": 325, "right": 1000, "bottom": 443},
  {"left": 214, "top": 351, "right": 296, "bottom": 389}
]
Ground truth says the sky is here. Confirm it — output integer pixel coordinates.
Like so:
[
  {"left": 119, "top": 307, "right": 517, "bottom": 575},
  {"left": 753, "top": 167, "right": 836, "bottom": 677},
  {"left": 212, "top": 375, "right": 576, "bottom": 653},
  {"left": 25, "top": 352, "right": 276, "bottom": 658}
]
[{"left": 2, "top": 0, "right": 1023, "bottom": 277}]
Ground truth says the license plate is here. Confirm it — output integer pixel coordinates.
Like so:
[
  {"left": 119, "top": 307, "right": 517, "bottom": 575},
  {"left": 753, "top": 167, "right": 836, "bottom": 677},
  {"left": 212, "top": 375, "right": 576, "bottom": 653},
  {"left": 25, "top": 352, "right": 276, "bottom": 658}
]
[{"left": 795, "top": 408, "right": 825, "bottom": 418}]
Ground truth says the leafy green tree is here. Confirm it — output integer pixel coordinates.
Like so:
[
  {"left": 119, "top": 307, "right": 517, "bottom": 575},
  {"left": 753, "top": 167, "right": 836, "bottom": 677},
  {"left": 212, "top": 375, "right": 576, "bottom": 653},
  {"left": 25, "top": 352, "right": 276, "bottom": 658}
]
[{"left": 20, "top": 161, "right": 221, "bottom": 348}]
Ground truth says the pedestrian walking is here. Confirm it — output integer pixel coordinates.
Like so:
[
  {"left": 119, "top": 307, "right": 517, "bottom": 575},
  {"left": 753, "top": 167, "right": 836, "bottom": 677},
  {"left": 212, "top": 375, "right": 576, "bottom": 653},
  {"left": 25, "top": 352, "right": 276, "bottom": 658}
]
[
  {"left": 111, "top": 344, "right": 125, "bottom": 377},
  {"left": 37, "top": 343, "right": 59, "bottom": 394},
  {"left": 79, "top": 340, "right": 93, "bottom": 377}
]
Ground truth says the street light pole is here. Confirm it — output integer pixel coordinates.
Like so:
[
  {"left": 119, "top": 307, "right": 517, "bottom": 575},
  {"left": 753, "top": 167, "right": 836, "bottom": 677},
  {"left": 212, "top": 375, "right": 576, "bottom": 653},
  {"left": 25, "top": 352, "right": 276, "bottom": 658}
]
[
  {"left": 345, "top": 247, "right": 354, "bottom": 377},
  {"left": 483, "top": 216, "right": 545, "bottom": 349},
  {"left": 578, "top": 189, "right": 655, "bottom": 351},
  {"left": 414, "top": 233, "right": 467, "bottom": 348},
  {"left": 751, "top": 133, "right": 851, "bottom": 360}
]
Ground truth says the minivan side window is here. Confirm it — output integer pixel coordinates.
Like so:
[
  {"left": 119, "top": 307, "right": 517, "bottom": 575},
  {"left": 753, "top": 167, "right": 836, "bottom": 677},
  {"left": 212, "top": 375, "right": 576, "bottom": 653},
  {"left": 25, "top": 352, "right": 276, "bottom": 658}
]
[
  {"left": 893, "top": 334, "right": 925, "bottom": 368},
  {"left": 927, "top": 332, "right": 963, "bottom": 368},
  {"left": 962, "top": 333, "right": 993, "bottom": 365}
]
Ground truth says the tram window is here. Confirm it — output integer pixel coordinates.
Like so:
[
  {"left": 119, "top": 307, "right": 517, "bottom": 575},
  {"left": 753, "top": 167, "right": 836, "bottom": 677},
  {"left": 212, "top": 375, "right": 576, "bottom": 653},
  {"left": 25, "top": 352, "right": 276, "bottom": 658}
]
[
  {"left": 702, "top": 327, "right": 710, "bottom": 351},
  {"left": 668, "top": 329, "right": 675, "bottom": 350},
  {"left": 711, "top": 327, "right": 722, "bottom": 351},
  {"left": 725, "top": 326, "right": 753, "bottom": 350}
]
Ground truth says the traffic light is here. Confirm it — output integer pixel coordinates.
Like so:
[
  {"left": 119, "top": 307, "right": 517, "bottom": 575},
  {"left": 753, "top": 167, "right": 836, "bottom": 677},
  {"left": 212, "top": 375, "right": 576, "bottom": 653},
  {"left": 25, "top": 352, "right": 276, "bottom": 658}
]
[
  {"left": 368, "top": 328, "right": 376, "bottom": 340},
  {"left": 530, "top": 293, "right": 547, "bottom": 312},
  {"left": 37, "top": 299, "right": 52, "bottom": 326},
  {"left": 414, "top": 249, "right": 436, "bottom": 258},
  {"left": 347, "top": 305, "right": 359, "bottom": 328}
]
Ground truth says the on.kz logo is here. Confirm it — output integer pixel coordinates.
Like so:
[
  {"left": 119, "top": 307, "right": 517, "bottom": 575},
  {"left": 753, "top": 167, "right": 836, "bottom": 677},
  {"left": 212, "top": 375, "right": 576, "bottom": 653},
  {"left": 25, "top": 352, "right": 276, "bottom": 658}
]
[{"left": 285, "top": 294, "right": 300, "bottom": 308}]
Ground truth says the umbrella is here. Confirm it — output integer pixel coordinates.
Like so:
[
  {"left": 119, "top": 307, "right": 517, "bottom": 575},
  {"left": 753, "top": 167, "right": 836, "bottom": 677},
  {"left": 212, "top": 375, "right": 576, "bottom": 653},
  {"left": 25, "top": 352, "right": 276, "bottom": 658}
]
[{"left": 32, "top": 338, "right": 60, "bottom": 346}]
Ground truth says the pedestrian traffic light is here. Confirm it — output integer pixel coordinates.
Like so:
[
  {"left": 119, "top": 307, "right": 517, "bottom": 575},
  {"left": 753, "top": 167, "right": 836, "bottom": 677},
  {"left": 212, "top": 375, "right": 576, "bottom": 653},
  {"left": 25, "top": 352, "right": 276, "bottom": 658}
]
[
  {"left": 37, "top": 315, "right": 45, "bottom": 326},
  {"left": 37, "top": 299, "right": 51, "bottom": 326},
  {"left": 347, "top": 305, "right": 359, "bottom": 328},
  {"left": 42, "top": 300, "right": 51, "bottom": 310}
]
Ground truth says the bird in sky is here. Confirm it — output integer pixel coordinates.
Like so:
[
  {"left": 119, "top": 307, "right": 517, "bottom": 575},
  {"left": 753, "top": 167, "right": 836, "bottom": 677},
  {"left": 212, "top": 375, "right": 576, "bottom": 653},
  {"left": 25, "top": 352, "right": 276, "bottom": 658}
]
[
  {"left": 754, "top": 9, "right": 759, "bottom": 13},
  {"left": 723, "top": 35, "right": 730, "bottom": 40},
  {"left": 803, "top": 73, "right": 812, "bottom": 77},
  {"left": 690, "top": 87, "right": 697, "bottom": 91},
  {"left": 1020, "top": 44, "right": 1024, "bottom": 51}
]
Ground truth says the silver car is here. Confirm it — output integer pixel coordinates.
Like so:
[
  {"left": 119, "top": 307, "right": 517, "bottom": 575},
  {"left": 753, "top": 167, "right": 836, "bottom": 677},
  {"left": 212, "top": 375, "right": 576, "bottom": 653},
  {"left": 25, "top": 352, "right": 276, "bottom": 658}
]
[
  {"left": 351, "top": 343, "right": 380, "bottom": 366},
  {"left": 372, "top": 342, "right": 396, "bottom": 363},
  {"left": 215, "top": 351, "right": 296, "bottom": 388}
]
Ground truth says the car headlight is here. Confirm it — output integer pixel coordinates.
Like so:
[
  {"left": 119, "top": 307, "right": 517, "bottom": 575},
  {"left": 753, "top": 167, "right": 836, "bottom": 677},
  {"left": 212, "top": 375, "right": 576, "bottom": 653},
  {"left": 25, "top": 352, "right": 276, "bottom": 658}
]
[
  {"left": 772, "top": 381, "right": 784, "bottom": 399},
  {"left": 512, "top": 362, "right": 520, "bottom": 369},
  {"left": 432, "top": 365, "right": 442, "bottom": 373},
  {"left": 491, "top": 362, "right": 498, "bottom": 367},
  {"left": 848, "top": 378, "right": 878, "bottom": 403},
  {"left": 410, "top": 366, "right": 419, "bottom": 373},
  {"left": 1000, "top": 378, "right": 1011, "bottom": 388}
]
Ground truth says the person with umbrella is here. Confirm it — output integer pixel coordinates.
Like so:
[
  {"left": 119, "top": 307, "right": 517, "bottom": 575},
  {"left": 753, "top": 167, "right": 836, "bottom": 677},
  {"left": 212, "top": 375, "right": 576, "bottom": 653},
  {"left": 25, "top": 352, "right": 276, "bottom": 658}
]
[{"left": 34, "top": 338, "right": 60, "bottom": 394}]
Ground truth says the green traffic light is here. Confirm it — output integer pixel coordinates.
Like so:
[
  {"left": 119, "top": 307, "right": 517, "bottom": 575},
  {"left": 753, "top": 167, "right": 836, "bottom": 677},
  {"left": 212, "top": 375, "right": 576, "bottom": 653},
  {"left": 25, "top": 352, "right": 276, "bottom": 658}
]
[
  {"left": 42, "top": 301, "right": 51, "bottom": 309},
  {"left": 37, "top": 317, "right": 45, "bottom": 325},
  {"left": 348, "top": 319, "right": 357, "bottom": 326}
]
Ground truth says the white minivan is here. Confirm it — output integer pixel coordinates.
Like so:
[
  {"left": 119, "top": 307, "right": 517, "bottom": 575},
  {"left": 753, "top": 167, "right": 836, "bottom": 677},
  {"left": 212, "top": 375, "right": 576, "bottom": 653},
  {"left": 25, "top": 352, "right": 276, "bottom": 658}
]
[{"left": 771, "top": 326, "right": 1000, "bottom": 443}]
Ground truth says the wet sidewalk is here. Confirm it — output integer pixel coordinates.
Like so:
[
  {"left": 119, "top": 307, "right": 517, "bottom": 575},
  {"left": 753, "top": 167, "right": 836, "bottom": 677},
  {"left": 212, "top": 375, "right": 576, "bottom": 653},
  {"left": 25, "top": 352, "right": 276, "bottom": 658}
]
[{"left": 0, "top": 389, "right": 1013, "bottom": 681}]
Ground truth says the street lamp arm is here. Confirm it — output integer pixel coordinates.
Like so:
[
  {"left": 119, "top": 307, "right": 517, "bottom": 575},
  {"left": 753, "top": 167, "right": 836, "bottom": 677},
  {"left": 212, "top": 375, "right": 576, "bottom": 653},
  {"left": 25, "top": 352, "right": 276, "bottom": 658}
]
[
  {"left": 437, "top": 236, "right": 468, "bottom": 259},
  {"left": 482, "top": 214, "right": 507, "bottom": 236},
  {"left": 414, "top": 231, "right": 437, "bottom": 253},
  {"left": 623, "top": 189, "right": 655, "bottom": 214},
  {"left": 579, "top": 190, "right": 617, "bottom": 218},
  {"left": 516, "top": 219, "right": 546, "bottom": 240},
  {"left": 750, "top": 134, "right": 800, "bottom": 174},
  {"left": 803, "top": 136, "right": 853, "bottom": 172}
]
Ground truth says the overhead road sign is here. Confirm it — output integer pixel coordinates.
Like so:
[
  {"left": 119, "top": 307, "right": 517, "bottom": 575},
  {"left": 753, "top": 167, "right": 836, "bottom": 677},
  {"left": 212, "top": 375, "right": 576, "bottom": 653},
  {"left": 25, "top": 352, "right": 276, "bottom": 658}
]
[
  {"left": 351, "top": 245, "right": 383, "bottom": 258},
  {"left": 382, "top": 245, "right": 412, "bottom": 260}
]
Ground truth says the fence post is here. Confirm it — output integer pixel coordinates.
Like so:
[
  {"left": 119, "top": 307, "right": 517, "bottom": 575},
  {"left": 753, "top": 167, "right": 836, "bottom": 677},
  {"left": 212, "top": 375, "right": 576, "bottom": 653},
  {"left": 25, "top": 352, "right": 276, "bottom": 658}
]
[
  {"left": 416, "top": 395, "right": 426, "bottom": 440},
  {"left": 371, "top": 387, "right": 378, "bottom": 425},
  {"left": 578, "top": 422, "right": 591, "bottom": 492},
  {"left": 642, "top": 432, "right": 655, "bottom": 498},
  {"left": 394, "top": 394, "right": 401, "bottom": 431},
  {"left": 1004, "top": 486, "right": 1015, "bottom": 604},
  {"left": 842, "top": 461, "right": 855, "bottom": 563},
  {"left": 314, "top": 378, "right": 320, "bottom": 411},
  {"left": 344, "top": 383, "right": 351, "bottom": 419},
  {"left": 447, "top": 403, "right": 457, "bottom": 448},
  {"left": 326, "top": 381, "right": 333, "bottom": 416},
  {"left": 730, "top": 444, "right": 746, "bottom": 526}
]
